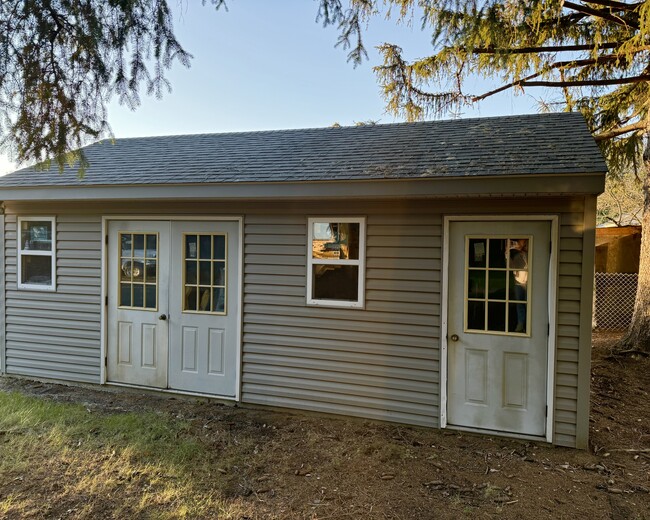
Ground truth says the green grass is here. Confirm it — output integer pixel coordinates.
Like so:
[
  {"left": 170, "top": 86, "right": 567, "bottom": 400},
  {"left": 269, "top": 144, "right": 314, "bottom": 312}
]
[{"left": 0, "top": 391, "right": 249, "bottom": 519}]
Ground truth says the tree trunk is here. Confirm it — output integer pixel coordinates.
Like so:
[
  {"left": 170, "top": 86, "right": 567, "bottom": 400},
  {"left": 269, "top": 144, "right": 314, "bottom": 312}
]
[{"left": 619, "top": 158, "right": 650, "bottom": 353}]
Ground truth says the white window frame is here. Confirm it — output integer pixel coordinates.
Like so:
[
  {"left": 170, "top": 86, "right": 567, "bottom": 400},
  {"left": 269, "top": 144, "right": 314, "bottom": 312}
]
[
  {"left": 307, "top": 217, "right": 366, "bottom": 308},
  {"left": 17, "top": 216, "right": 56, "bottom": 291}
]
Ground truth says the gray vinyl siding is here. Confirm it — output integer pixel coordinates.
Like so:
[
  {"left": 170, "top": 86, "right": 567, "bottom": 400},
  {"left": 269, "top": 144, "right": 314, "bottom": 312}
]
[
  {"left": 3, "top": 214, "right": 102, "bottom": 383},
  {"left": 0, "top": 197, "right": 592, "bottom": 448},
  {"left": 241, "top": 213, "right": 441, "bottom": 427},
  {"left": 554, "top": 208, "right": 586, "bottom": 448}
]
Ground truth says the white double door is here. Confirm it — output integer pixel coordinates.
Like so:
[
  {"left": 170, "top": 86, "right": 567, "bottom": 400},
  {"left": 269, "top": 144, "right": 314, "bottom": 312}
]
[
  {"left": 447, "top": 220, "right": 551, "bottom": 437},
  {"left": 106, "top": 220, "right": 239, "bottom": 397}
]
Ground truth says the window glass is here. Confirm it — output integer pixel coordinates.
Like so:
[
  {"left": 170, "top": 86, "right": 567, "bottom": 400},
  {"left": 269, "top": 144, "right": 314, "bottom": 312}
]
[
  {"left": 465, "top": 236, "right": 530, "bottom": 335},
  {"left": 20, "top": 255, "right": 52, "bottom": 286},
  {"left": 308, "top": 218, "right": 365, "bottom": 307},
  {"left": 18, "top": 218, "right": 55, "bottom": 290},
  {"left": 312, "top": 222, "right": 360, "bottom": 260},
  {"left": 312, "top": 265, "right": 359, "bottom": 301},
  {"left": 183, "top": 234, "right": 227, "bottom": 314},
  {"left": 118, "top": 232, "right": 158, "bottom": 309}
]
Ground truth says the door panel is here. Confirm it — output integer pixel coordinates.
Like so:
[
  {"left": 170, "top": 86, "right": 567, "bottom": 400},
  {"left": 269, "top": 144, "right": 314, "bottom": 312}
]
[
  {"left": 169, "top": 221, "right": 240, "bottom": 396},
  {"left": 107, "top": 221, "right": 170, "bottom": 388},
  {"left": 447, "top": 220, "right": 550, "bottom": 436}
]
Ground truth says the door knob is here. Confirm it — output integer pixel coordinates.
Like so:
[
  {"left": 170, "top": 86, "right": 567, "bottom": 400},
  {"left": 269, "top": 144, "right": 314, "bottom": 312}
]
[
  {"left": 450, "top": 334, "right": 459, "bottom": 342},
  {"left": 159, "top": 314, "right": 167, "bottom": 321}
]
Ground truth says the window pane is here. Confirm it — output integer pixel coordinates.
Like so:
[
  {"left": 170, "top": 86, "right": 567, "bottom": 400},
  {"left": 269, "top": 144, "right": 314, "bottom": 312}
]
[
  {"left": 121, "top": 234, "right": 132, "bottom": 256},
  {"left": 213, "top": 287, "right": 226, "bottom": 312},
  {"left": 144, "top": 260, "right": 157, "bottom": 283},
  {"left": 488, "top": 239, "right": 507, "bottom": 268},
  {"left": 145, "top": 235, "right": 157, "bottom": 258},
  {"left": 509, "top": 271, "right": 528, "bottom": 301},
  {"left": 199, "top": 261, "right": 211, "bottom": 285},
  {"left": 213, "top": 235, "right": 226, "bottom": 259},
  {"left": 133, "top": 284, "right": 144, "bottom": 308},
  {"left": 120, "top": 259, "right": 132, "bottom": 281},
  {"left": 509, "top": 302, "right": 527, "bottom": 333},
  {"left": 468, "top": 239, "right": 487, "bottom": 268},
  {"left": 312, "top": 265, "right": 359, "bottom": 301},
  {"left": 312, "top": 222, "right": 359, "bottom": 260},
  {"left": 213, "top": 261, "right": 226, "bottom": 286},
  {"left": 132, "top": 260, "right": 144, "bottom": 282},
  {"left": 21, "top": 255, "right": 52, "bottom": 285},
  {"left": 185, "top": 261, "right": 197, "bottom": 284},
  {"left": 488, "top": 270, "right": 507, "bottom": 300},
  {"left": 467, "top": 269, "right": 486, "bottom": 299},
  {"left": 487, "top": 302, "right": 506, "bottom": 332},
  {"left": 21, "top": 221, "right": 52, "bottom": 251},
  {"left": 185, "top": 235, "right": 198, "bottom": 259},
  {"left": 133, "top": 234, "right": 145, "bottom": 257},
  {"left": 467, "top": 300, "right": 485, "bottom": 330},
  {"left": 198, "top": 287, "right": 211, "bottom": 311},
  {"left": 145, "top": 285, "right": 156, "bottom": 309},
  {"left": 199, "top": 235, "right": 211, "bottom": 259},
  {"left": 508, "top": 238, "right": 529, "bottom": 270},
  {"left": 185, "top": 287, "right": 197, "bottom": 311},
  {"left": 120, "top": 283, "right": 131, "bottom": 307}
]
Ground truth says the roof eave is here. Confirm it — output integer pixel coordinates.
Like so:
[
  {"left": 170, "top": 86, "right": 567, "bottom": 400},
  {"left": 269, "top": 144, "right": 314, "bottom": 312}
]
[{"left": 0, "top": 172, "right": 607, "bottom": 202}]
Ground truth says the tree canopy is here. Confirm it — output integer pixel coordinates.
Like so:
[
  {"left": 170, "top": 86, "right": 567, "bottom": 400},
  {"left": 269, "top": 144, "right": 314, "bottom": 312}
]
[
  {"left": 319, "top": 0, "right": 650, "bottom": 170},
  {"left": 0, "top": 0, "right": 224, "bottom": 171},
  {"left": 2, "top": 0, "right": 649, "bottom": 171}
]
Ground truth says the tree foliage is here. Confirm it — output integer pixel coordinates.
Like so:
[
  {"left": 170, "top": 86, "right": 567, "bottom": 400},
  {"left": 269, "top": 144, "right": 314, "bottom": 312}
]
[
  {"left": 597, "top": 169, "right": 643, "bottom": 226},
  {"left": 0, "top": 0, "right": 224, "bottom": 172},
  {"left": 319, "top": 0, "right": 650, "bottom": 170}
]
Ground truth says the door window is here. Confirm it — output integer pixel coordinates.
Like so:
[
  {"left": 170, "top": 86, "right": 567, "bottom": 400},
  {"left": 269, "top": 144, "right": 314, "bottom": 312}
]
[
  {"left": 119, "top": 233, "right": 158, "bottom": 309},
  {"left": 183, "top": 233, "right": 227, "bottom": 314},
  {"left": 465, "top": 236, "right": 531, "bottom": 335}
]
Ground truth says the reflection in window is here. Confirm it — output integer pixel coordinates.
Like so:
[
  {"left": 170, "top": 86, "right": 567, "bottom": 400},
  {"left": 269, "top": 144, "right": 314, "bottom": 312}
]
[
  {"left": 465, "top": 237, "right": 530, "bottom": 335},
  {"left": 308, "top": 219, "right": 365, "bottom": 307},
  {"left": 183, "top": 234, "right": 227, "bottom": 313},
  {"left": 18, "top": 218, "right": 56, "bottom": 290},
  {"left": 119, "top": 232, "right": 158, "bottom": 309}
]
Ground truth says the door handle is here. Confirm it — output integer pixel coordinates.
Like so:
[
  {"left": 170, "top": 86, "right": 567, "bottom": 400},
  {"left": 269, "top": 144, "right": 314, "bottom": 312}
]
[
  {"left": 159, "top": 314, "right": 167, "bottom": 321},
  {"left": 450, "top": 334, "right": 459, "bottom": 342}
]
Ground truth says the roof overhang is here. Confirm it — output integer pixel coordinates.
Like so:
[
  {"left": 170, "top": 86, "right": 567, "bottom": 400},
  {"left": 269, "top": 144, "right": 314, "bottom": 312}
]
[{"left": 0, "top": 172, "right": 606, "bottom": 202}]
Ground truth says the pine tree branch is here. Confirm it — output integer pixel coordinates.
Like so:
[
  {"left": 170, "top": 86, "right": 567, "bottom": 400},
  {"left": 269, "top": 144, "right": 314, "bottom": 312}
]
[
  {"left": 584, "top": 0, "right": 644, "bottom": 11},
  {"left": 522, "top": 74, "right": 650, "bottom": 87},
  {"left": 472, "top": 56, "right": 623, "bottom": 102},
  {"left": 594, "top": 121, "right": 649, "bottom": 141},
  {"left": 563, "top": 1, "right": 638, "bottom": 29},
  {"left": 471, "top": 42, "right": 621, "bottom": 54}
]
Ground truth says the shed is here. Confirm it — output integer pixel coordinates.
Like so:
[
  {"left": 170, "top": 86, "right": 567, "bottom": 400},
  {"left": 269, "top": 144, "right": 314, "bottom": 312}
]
[{"left": 0, "top": 112, "right": 606, "bottom": 449}]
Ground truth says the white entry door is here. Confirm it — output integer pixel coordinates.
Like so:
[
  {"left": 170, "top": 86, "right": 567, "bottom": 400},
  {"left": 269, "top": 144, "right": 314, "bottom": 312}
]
[
  {"left": 107, "top": 221, "right": 170, "bottom": 388},
  {"left": 447, "top": 220, "right": 550, "bottom": 437},
  {"left": 107, "top": 219, "right": 240, "bottom": 398},
  {"left": 168, "top": 221, "right": 240, "bottom": 396}
]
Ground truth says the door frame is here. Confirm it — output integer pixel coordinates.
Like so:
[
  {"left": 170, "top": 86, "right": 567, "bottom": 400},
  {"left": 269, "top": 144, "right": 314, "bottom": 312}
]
[
  {"left": 440, "top": 215, "right": 559, "bottom": 443},
  {"left": 100, "top": 215, "right": 244, "bottom": 401}
]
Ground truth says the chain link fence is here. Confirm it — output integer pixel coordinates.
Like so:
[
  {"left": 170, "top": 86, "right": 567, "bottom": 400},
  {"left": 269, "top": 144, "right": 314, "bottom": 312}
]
[{"left": 593, "top": 273, "right": 638, "bottom": 331}]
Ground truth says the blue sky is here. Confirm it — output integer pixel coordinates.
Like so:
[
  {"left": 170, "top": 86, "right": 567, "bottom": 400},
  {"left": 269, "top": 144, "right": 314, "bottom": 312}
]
[{"left": 0, "top": 1, "right": 538, "bottom": 176}]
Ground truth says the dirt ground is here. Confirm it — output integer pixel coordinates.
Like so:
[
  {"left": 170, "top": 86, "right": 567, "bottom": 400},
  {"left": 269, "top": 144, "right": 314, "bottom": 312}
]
[{"left": 0, "top": 331, "right": 649, "bottom": 519}]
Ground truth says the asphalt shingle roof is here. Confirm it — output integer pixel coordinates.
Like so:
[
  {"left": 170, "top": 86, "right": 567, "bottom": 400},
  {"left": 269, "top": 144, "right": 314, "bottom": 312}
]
[{"left": 0, "top": 112, "right": 606, "bottom": 188}]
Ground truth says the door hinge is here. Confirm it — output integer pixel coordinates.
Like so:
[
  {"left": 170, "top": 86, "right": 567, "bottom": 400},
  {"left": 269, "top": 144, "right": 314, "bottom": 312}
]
[
  {"left": 549, "top": 240, "right": 552, "bottom": 254},
  {"left": 105, "top": 295, "right": 108, "bottom": 306},
  {"left": 105, "top": 235, "right": 108, "bottom": 245},
  {"left": 545, "top": 405, "right": 548, "bottom": 417},
  {"left": 104, "top": 357, "right": 107, "bottom": 367}
]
